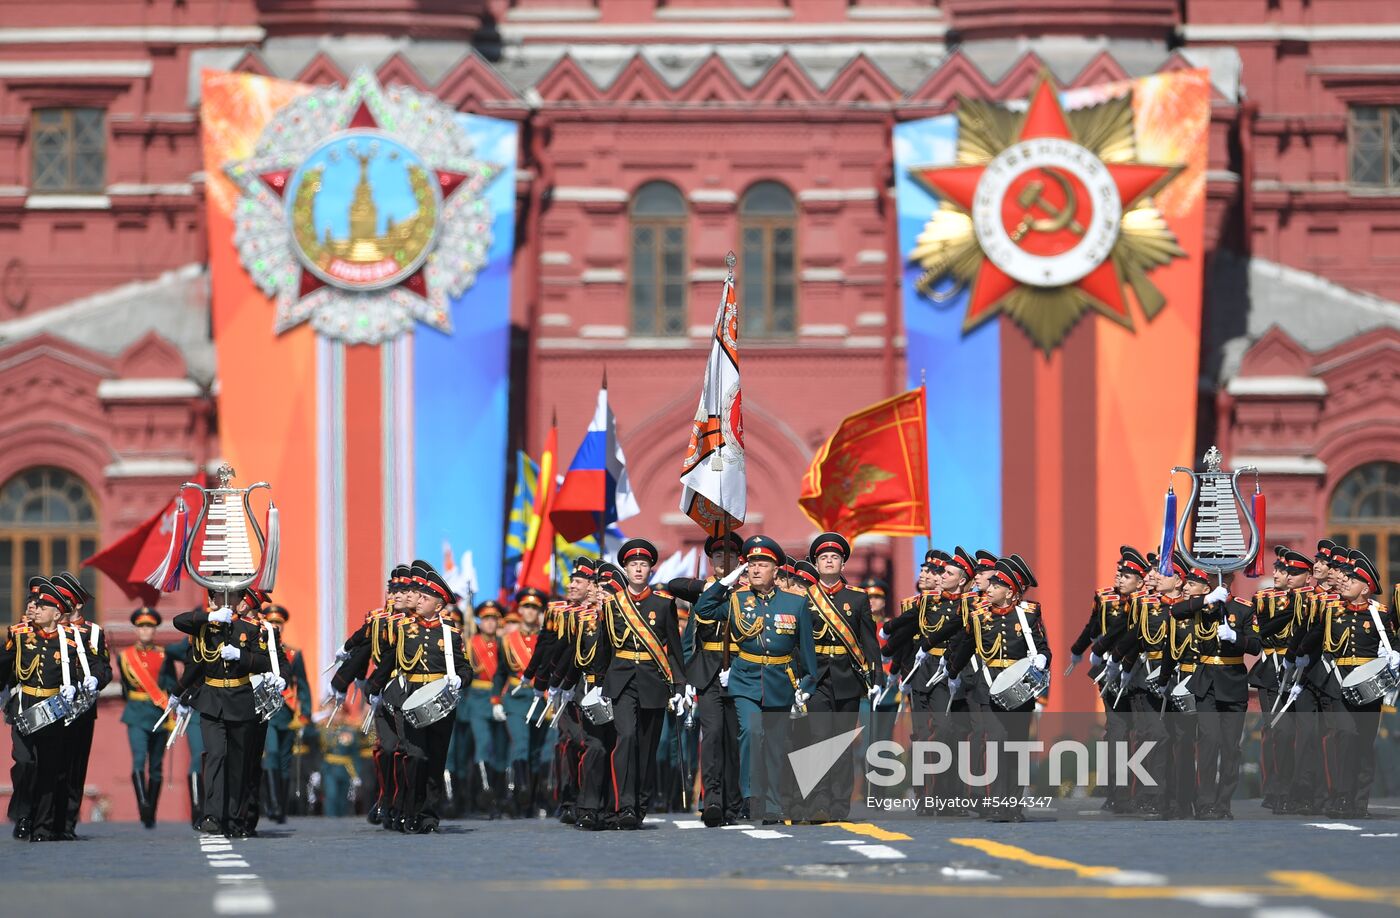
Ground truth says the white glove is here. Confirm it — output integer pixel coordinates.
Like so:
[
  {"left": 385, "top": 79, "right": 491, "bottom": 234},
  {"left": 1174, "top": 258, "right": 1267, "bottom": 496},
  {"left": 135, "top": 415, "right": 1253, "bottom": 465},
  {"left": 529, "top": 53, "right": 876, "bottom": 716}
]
[
  {"left": 947, "top": 676, "right": 962, "bottom": 696},
  {"left": 1104, "top": 657, "right": 1121, "bottom": 683},
  {"left": 720, "top": 563, "right": 748, "bottom": 588},
  {"left": 1287, "top": 684, "right": 1304, "bottom": 703},
  {"left": 793, "top": 689, "right": 810, "bottom": 708},
  {"left": 1090, "top": 652, "right": 1103, "bottom": 668},
  {"left": 82, "top": 676, "right": 98, "bottom": 692},
  {"left": 219, "top": 644, "right": 241, "bottom": 662},
  {"left": 368, "top": 694, "right": 382, "bottom": 708},
  {"left": 718, "top": 668, "right": 730, "bottom": 688},
  {"left": 271, "top": 675, "right": 287, "bottom": 693},
  {"left": 1032, "top": 654, "right": 1047, "bottom": 671},
  {"left": 1070, "top": 652, "right": 1083, "bottom": 665},
  {"left": 491, "top": 702, "right": 506, "bottom": 722},
  {"left": 534, "top": 688, "right": 546, "bottom": 701},
  {"left": 61, "top": 685, "right": 76, "bottom": 701},
  {"left": 867, "top": 683, "right": 882, "bottom": 702},
  {"left": 209, "top": 608, "right": 233, "bottom": 624},
  {"left": 1205, "top": 585, "right": 1230, "bottom": 606},
  {"left": 581, "top": 685, "right": 601, "bottom": 705},
  {"left": 446, "top": 673, "right": 462, "bottom": 691},
  {"left": 176, "top": 703, "right": 191, "bottom": 718},
  {"left": 331, "top": 689, "right": 346, "bottom": 704},
  {"left": 335, "top": 648, "right": 352, "bottom": 663},
  {"left": 878, "top": 627, "right": 888, "bottom": 641},
  {"left": 560, "top": 689, "right": 574, "bottom": 705},
  {"left": 669, "top": 692, "right": 687, "bottom": 715},
  {"left": 913, "top": 648, "right": 930, "bottom": 670},
  {"left": 165, "top": 694, "right": 182, "bottom": 711},
  {"left": 684, "top": 684, "right": 697, "bottom": 707},
  {"left": 1387, "top": 650, "right": 1400, "bottom": 671},
  {"left": 1217, "top": 623, "right": 1237, "bottom": 643},
  {"left": 1296, "top": 655, "right": 1311, "bottom": 671}
]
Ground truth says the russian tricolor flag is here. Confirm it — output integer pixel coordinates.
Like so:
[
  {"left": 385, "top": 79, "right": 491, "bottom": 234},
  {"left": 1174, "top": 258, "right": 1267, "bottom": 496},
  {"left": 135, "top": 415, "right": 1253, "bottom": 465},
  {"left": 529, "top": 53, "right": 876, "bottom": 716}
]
[{"left": 551, "top": 385, "right": 640, "bottom": 544}]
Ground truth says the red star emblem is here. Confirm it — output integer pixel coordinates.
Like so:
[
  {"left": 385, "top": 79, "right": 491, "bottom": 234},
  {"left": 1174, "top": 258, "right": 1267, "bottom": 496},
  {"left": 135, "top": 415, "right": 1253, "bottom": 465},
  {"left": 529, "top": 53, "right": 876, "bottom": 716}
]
[{"left": 911, "top": 77, "right": 1180, "bottom": 330}]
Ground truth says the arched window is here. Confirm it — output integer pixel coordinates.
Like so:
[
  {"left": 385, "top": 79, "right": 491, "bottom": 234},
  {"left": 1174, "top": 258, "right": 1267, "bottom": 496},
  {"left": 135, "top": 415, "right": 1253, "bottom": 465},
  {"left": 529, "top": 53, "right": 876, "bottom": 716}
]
[
  {"left": 630, "top": 181, "right": 688, "bottom": 336},
  {"left": 0, "top": 467, "right": 99, "bottom": 622},
  {"left": 1328, "top": 461, "right": 1400, "bottom": 589},
  {"left": 740, "top": 181, "right": 797, "bottom": 338}
]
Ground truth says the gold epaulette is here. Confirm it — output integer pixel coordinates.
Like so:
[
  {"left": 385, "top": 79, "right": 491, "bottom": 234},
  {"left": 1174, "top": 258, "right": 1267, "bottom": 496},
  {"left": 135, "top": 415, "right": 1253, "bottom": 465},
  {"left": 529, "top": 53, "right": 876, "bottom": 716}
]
[
  {"left": 781, "top": 586, "right": 806, "bottom": 596},
  {"left": 1097, "top": 588, "right": 1117, "bottom": 600},
  {"left": 848, "top": 585, "right": 868, "bottom": 595},
  {"left": 653, "top": 589, "right": 672, "bottom": 600},
  {"left": 10, "top": 623, "right": 32, "bottom": 634}
]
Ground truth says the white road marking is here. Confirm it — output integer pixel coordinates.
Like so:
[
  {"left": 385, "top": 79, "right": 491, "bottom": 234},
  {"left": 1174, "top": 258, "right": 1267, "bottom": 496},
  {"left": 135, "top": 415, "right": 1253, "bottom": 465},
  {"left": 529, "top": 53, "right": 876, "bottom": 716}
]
[
  {"left": 672, "top": 820, "right": 705, "bottom": 829},
  {"left": 1360, "top": 833, "right": 1397, "bottom": 838},
  {"left": 743, "top": 829, "right": 792, "bottom": 839},
  {"left": 1304, "top": 823, "right": 1361, "bottom": 831},
  {"left": 940, "top": 867, "right": 1000, "bottom": 880},
  {"left": 216, "top": 875, "right": 260, "bottom": 882},
  {"left": 643, "top": 816, "right": 665, "bottom": 825},
  {"left": 1098, "top": 871, "right": 1168, "bottom": 886},
  {"left": 824, "top": 840, "right": 863, "bottom": 846},
  {"left": 1251, "top": 909, "right": 1335, "bottom": 918},
  {"left": 1368, "top": 804, "right": 1400, "bottom": 810},
  {"left": 720, "top": 823, "right": 750, "bottom": 830},
  {"left": 850, "top": 844, "right": 905, "bottom": 860},
  {"left": 208, "top": 859, "right": 250, "bottom": 868},
  {"left": 213, "top": 889, "right": 275, "bottom": 915},
  {"left": 195, "top": 836, "right": 274, "bottom": 916},
  {"left": 1177, "top": 891, "right": 1263, "bottom": 908}
]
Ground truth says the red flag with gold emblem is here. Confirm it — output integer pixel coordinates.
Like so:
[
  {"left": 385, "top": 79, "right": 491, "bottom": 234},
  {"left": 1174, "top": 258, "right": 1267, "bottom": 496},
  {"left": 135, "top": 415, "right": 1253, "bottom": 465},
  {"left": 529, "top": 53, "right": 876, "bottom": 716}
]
[{"left": 798, "top": 388, "right": 929, "bottom": 539}]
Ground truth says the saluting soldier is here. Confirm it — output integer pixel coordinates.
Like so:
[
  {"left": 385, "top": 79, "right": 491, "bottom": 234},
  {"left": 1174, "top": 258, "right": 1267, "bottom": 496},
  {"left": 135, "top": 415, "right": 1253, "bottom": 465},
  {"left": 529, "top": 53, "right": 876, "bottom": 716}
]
[
  {"left": 592, "top": 539, "right": 690, "bottom": 830},
  {"left": 260, "top": 603, "right": 312, "bottom": 824},
  {"left": 172, "top": 588, "right": 274, "bottom": 838},
  {"left": 673, "top": 532, "right": 744, "bottom": 827},
  {"left": 364, "top": 563, "right": 471, "bottom": 833},
  {"left": 2, "top": 578, "right": 82, "bottom": 842},
  {"left": 801, "top": 532, "right": 882, "bottom": 822},
  {"left": 329, "top": 564, "right": 413, "bottom": 826},
  {"left": 52, "top": 571, "right": 109, "bottom": 840},
  {"left": 1069, "top": 545, "right": 1144, "bottom": 813},
  {"left": 946, "top": 558, "right": 1049, "bottom": 822},
  {"left": 118, "top": 607, "right": 177, "bottom": 828},
  {"left": 691, "top": 535, "right": 819, "bottom": 824}
]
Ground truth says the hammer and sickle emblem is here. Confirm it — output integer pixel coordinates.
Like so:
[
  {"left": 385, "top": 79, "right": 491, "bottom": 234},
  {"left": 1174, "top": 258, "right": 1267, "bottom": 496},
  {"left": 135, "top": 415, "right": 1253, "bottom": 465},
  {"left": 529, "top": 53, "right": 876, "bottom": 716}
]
[{"left": 1009, "top": 169, "right": 1086, "bottom": 243}]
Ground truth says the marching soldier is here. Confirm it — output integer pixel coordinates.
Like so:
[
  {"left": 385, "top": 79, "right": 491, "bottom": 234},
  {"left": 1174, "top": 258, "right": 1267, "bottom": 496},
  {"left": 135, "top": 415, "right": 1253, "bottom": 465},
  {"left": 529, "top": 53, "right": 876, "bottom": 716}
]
[
  {"left": 463, "top": 599, "right": 507, "bottom": 817},
  {"left": 1152, "top": 551, "right": 1205, "bottom": 818},
  {"left": 1172, "top": 566, "right": 1254, "bottom": 819},
  {"left": 364, "top": 563, "right": 471, "bottom": 833},
  {"left": 2, "top": 578, "right": 83, "bottom": 841},
  {"left": 500, "top": 590, "right": 545, "bottom": 815},
  {"left": 53, "top": 571, "right": 109, "bottom": 839},
  {"left": 801, "top": 532, "right": 882, "bottom": 822},
  {"left": 558, "top": 561, "right": 619, "bottom": 830},
  {"left": 329, "top": 565, "right": 413, "bottom": 827},
  {"left": 672, "top": 532, "right": 744, "bottom": 827},
  {"left": 593, "top": 539, "right": 690, "bottom": 830},
  {"left": 1069, "top": 546, "right": 1143, "bottom": 813},
  {"left": 260, "top": 603, "right": 312, "bottom": 824},
  {"left": 691, "top": 535, "right": 819, "bottom": 824},
  {"left": 172, "top": 588, "right": 274, "bottom": 837},
  {"left": 162, "top": 625, "right": 208, "bottom": 828},
  {"left": 1253, "top": 547, "right": 1311, "bottom": 810},
  {"left": 118, "top": 607, "right": 177, "bottom": 828},
  {"left": 527, "top": 560, "right": 593, "bottom": 823},
  {"left": 440, "top": 604, "right": 473, "bottom": 816},
  {"left": 1110, "top": 549, "right": 1173, "bottom": 818},
  {"left": 947, "top": 558, "right": 1050, "bottom": 822},
  {"left": 1291, "top": 549, "right": 1397, "bottom": 818},
  {"left": 906, "top": 549, "right": 977, "bottom": 747},
  {"left": 1279, "top": 542, "right": 1337, "bottom": 815}
]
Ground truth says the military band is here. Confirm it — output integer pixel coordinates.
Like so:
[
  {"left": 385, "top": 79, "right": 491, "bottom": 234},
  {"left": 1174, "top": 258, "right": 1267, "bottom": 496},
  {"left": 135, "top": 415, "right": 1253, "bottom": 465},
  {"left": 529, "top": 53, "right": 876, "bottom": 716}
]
[{"left": 5, "top": 528, "right": 1399, "bottom": 839}]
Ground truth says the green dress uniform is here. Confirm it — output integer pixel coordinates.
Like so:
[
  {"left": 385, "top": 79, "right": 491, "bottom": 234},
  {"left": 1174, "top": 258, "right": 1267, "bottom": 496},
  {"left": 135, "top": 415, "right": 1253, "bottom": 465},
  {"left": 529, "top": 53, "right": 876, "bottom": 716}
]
[
  {"left": 498, "top": 624, "right": 544, "bottom": 814},
  {"left": 691, "top": 566, "right": 818, "bottom": 821},
  {"left": 117, "top": 609, "right": 178, "bottom": 827},
  {"left": 321, "top": 725, "right": 360, "bottom": 817},
  {"left": 464, "top": 625, "right": 507, "bottom": 815}
]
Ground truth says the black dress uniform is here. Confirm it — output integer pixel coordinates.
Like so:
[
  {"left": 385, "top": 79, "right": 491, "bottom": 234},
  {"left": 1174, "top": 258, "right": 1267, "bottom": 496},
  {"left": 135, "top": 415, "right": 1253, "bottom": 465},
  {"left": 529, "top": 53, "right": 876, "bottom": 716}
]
[
  {"left": 2, "top": 578, "right": 81, "bottom": 841},
  {"left": 1292, "top": 551, "right": 1397, "bottom": 818},
  {"left": 1110, "top": 584, "right": 1174, "bottom": 818},
  {"left": 364, "top": 564, "right": 471, "bottom": 833},
  {"left": 525, "top": 559, "right": 593, "bottom": 823},
  {"left": 330, "top": 565, "right": 413, "bottom": 826},
  {"left": 801, "top": 532, "right": 882, "bottom": 821},
  {"left": 172, "top": 600, "right": 273, "bottom": 837},
  {"left": 597, "top": 539, "right": 689, "bottom": 829},
  {"left": 1070, "top": 546, "right": 1144, "bottom": 813},
  {"left": 1171, "top": 568, "right": 1258, "bottom": 819},
  {"left": 1251, "top": 547, "right": 1312, "bottom": 810},
  {"left": 52, "top": 571, "right": 110, "bottom": 839},
  {"left": 552, "top": 564, "right": 617, "bottom": 830}
]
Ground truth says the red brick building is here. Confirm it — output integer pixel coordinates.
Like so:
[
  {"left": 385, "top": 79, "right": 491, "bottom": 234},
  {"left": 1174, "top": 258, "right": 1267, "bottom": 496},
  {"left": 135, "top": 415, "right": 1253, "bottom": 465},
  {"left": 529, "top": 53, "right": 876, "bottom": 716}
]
[{"left": 1, "top": 0, "right": 1398, "bottom": 819}]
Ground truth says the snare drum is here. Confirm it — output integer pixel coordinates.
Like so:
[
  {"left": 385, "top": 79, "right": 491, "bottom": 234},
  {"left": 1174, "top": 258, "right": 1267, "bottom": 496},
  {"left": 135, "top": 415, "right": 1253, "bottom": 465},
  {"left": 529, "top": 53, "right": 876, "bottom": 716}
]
[
  {"left": 990, "top": 657, "right": 1049, "bottom": 711},
  {"left": 401, "top": 678, "right": 460, "bottom": 728},
  {"left": 1168, "top": 681, "right": 1197, "bottom": 713},
  {"left": 581, "top": 691, "right": 615, "bottom": 726},
  {"left": 17, "top": 692, "right": 74, "bottom": 736},
  {"left": 63, "top": 686, "right": 98, "bottom": 726},
  {"left": 1340, "top": 658, "right": 1400, "bottom": 706},
  {"left": 250, "top": 673, "right": 285, "bottom": 723}
]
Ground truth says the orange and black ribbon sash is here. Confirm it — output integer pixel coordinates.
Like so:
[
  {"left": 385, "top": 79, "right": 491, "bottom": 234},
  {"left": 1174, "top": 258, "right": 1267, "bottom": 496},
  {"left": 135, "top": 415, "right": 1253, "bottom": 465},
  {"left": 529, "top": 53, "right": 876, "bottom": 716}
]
[
  {"left": 614, "top": 591, "right": 674, "bottom": 683},
  {"left": 121, "top": 646, "right": 168, "bottom": 709},
  {"left": 807, "top": 585, "right": 868, "bottom": 671}
]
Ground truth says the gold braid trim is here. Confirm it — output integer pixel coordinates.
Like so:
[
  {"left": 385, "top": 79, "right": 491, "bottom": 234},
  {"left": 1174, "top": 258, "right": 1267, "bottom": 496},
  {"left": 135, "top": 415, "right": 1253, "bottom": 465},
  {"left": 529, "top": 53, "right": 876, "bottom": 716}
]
[
  {"left": 1323, "top": 602, "right": 1351, "bottom": 655},
  {"left": 971, "top": 610, "right": 1003, "bottom": 661},
  {"left": 728, "top": 592, "right": 765, "bottom": 642},
  {"left": 395, "top": 621, "right": 425, "bottom": 673}
]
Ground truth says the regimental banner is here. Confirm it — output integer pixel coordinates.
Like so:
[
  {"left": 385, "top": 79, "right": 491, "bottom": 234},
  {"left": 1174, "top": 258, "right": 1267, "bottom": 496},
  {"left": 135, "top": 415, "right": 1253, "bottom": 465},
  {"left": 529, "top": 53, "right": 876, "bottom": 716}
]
[
  {"left": 894, "top": 69, "right": 1209, "bottom": 712},
  {"left": 201, "top": 70, "right": 517, "bottom": 687}
]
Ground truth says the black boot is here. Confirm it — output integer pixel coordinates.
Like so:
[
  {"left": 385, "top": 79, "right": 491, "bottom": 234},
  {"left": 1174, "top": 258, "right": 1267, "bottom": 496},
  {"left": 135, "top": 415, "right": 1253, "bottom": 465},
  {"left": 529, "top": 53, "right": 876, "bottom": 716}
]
[
  {"left": 497, "top": 766, "right": 517, "bottom": 818},
  {"left": 513, "top": 762, "right": 532, "bottom": 815},
  {"left": 189, "top": 773, "right": 205, "bottom": 830},
  {"left": 132, "top": 773, "right": 151, "bottom": 828},
  {"left": 477, "top": 763, "right": 497, "bottom": 819},
  {"left": 146, "top": 775, "right": 162, "bottom": 827},
  {"left": 263, "top": 771, "right": 286, "bottom": 824}
]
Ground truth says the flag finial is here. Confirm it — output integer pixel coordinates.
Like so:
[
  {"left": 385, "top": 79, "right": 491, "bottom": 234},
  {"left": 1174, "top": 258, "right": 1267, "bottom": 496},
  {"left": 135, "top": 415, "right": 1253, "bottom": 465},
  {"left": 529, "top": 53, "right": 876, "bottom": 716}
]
[{"left": 725, "top": 250, "right": 736, "bottom": 281}]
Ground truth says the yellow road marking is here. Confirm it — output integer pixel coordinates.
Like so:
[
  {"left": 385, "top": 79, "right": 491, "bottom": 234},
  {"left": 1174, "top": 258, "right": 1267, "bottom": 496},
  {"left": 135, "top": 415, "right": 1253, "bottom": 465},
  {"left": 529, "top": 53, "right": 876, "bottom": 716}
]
[
  {"left": 948, "top": 838, "right": 1120, "bottom": 878},
  {"left": 474, "top": 877, "right": 1400, "bottom": 903},
  {"left": 829, "top": 822, "right": 912, "bottom": 842},
  {"left": 1269, "top": 871, "right": 1400, "bottom": 905}
]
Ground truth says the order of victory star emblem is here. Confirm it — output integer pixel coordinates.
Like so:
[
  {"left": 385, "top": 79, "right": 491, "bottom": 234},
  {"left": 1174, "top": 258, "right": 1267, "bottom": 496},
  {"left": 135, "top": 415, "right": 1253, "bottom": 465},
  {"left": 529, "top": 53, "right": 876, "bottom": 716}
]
[
  {"left": 224, "top": 70, "right": 503, "bottom": 344},
  {"left": 907, "top": 76, "right": 1186, "bottom": 353}
]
